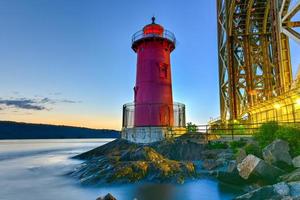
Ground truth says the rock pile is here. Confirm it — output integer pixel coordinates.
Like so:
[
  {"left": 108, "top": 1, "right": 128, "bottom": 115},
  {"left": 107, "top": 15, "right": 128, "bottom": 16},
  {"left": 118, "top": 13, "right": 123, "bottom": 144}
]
[
  {"left": 71, "top": 136, "right": 206, "bottom": 184},
  {"left": 224, "top": 139, "right": 300, "bottom": 199},
  {"left": 71, "top": 133, "right": 300, "bottom": 199},
  {"left": 235, "top": 181, "right": 300, "bottom": 200}
]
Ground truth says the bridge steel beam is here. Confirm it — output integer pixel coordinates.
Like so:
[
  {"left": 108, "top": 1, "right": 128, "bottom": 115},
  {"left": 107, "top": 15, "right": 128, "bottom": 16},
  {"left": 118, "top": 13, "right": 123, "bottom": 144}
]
[{"left": 217, "top": 0, "right": 300, "bottom": 124}]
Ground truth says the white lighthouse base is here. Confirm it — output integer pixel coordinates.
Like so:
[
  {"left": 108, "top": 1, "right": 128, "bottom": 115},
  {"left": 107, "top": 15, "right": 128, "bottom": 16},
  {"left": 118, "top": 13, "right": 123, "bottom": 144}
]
[{"left": 122, "top": 127, "right": 186, "bottom": 144}]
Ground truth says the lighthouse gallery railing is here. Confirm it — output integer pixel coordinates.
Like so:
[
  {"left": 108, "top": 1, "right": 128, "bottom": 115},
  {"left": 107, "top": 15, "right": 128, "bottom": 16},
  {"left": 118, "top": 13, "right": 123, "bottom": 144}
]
[
  {"left": 122, "top": 102, "right": 186, "bottom": 128},
  {"left": 131, "top": 29, "right": 176, "bottom": 45}
]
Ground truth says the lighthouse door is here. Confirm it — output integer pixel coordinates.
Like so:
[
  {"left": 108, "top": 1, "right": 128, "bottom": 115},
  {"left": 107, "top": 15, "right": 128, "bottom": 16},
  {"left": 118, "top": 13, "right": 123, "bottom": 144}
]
[{"left": 159, "top": 105, "right": 170, "bottom": 126}]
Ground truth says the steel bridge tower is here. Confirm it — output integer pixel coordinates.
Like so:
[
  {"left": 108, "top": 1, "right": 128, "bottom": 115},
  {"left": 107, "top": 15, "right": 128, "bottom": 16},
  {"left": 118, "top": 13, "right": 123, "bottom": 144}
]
[{"left": 217, "top": 0, "right": 300, "bottom": 124}]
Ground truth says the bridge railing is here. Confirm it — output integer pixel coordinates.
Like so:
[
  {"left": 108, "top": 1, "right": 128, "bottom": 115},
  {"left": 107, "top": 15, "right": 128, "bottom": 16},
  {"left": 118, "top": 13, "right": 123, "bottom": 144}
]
[{"left": 169, "top": 121, "right": 300, "bottom": 141}]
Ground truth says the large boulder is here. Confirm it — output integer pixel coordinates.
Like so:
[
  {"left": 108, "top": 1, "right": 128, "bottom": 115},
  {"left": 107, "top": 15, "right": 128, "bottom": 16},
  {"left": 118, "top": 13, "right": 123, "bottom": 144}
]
[
  {"left": 293, "top": 156, "right": 300, "bottom": 168},
  {"left": 215, "top": 160, "right": 247, "bottom": 185},
  {"left": 262, "top": 139, "right": 292, "bottom": 167},
  {"left": 237, "top": 154, "right": 285, "bottom": 183},
  {"left": 236, "top": 148, "right": 247, "bottom": 164}
]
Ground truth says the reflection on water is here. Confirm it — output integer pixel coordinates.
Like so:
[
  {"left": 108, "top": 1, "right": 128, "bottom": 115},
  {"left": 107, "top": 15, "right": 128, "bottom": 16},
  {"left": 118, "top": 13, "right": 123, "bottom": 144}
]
[
  {"left": 0, "top": 139, "right": 241, "bottom": 200},
  {"left": 135, "top": 184, "right": 175, "bottom": 200}
]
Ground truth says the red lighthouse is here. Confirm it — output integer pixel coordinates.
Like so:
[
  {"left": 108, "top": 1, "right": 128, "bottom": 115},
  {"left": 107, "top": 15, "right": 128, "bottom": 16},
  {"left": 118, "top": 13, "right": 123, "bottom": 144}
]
[
  {"left": 132, "top": 17, "right": 175, "bottom": 127},
  {"left": 122, "top": 17, "right": 185, "bottom": 143}
]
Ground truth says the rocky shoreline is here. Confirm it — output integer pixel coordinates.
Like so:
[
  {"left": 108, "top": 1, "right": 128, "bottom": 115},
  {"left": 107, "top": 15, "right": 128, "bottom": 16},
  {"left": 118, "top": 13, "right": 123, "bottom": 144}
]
[
  {"left": 71, "top": 135, "right": 205, "bottom": 184},
  {"left": 71, "top": 134, "right": 300, "bottom": 199}
]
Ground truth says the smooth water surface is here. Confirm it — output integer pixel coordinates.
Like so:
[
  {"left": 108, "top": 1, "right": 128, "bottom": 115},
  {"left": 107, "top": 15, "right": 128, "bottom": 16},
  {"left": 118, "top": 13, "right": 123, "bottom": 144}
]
[{"left": 0, "top": 139, "right": 241, "bottom": 200}]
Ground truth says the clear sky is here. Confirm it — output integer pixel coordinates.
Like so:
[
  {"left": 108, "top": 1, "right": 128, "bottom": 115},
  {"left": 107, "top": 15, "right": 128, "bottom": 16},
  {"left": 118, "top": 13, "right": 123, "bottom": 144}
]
[{"left": 0, "top": 0, "right": 299, "bottom": 130}]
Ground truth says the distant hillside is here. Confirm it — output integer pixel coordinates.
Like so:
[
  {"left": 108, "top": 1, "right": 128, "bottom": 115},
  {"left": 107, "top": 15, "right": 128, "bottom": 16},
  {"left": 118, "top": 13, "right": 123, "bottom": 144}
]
[{"left": 0, "top": 121, "right": 120, "bottom": 139}]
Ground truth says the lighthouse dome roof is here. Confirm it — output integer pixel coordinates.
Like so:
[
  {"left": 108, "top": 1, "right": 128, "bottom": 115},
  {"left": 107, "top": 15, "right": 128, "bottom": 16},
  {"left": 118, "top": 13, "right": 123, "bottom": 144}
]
[{"left": 143, "top": 17, "right": 164, "bottom": 36}]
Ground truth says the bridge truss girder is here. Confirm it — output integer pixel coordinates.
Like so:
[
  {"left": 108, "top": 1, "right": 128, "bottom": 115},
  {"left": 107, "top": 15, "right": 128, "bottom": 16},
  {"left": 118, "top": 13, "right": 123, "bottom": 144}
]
[{"left": 217, "top": 0, "right": 300, "bottom": 123}]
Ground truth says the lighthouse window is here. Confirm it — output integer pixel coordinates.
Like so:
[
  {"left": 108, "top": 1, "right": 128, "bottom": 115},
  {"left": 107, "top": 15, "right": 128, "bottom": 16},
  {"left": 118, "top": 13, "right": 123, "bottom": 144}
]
[{"left": 160, "top": 64, "right": 168, "bottom": 79}]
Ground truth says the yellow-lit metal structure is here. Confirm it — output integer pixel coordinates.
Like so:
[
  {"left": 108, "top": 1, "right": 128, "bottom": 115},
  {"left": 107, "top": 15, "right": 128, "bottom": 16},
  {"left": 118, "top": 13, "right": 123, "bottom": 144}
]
[{"left": 217, "top": 0, "right": 300, "bottom": 124}]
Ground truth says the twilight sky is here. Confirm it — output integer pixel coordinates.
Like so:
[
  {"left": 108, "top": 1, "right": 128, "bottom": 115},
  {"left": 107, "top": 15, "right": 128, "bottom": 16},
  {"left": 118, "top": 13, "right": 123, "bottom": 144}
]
[{"left": 0, "top": 0, "right": 299, "bottom": 130}]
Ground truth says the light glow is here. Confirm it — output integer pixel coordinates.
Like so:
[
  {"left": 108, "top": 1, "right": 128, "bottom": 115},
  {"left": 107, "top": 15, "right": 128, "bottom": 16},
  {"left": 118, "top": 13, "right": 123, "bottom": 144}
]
[{"left": 274, "top": 103, "right": 282, "bottom": 110}]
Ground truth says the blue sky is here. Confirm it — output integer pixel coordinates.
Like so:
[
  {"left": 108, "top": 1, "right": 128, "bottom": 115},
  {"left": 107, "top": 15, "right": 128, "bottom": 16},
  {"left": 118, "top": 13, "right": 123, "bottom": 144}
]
[{"left": 0, "top": 0, "right": 299, "bottom": 129}]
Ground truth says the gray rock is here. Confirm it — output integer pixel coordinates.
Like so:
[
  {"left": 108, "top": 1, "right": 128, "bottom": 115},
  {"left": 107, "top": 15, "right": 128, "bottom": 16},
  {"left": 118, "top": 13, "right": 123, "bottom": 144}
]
[
  {"left": 281, "top": 168, "right": 300, "bottom": 182},
  {"left": 236, "top": 148, "right": 247, "bottom": 164},
  {"left": 201, "top": 149, "right": 223, "bottom": 159},
  {"left": 289, "top": 181, "right": 300, "bottom": 197},
  {"left": 234, "top": 185, "right": 278, "bottom": 200},
  {"left": 236, "top": 181, "right": 300, "bottom": 200},
  {"left": 202, "top": 159, "right": 222, "bottom": 170},
  {"left": 293, "top": 156, "right": 300, "bottom": 168},
  {"left": 237, "top": 154, "right": 285, "bottom": 182},
  {"left": 217, "top": 150, "right": 234, "bottom": 160},
  {"left": 235, "top": 181, "right": 300, "bottom": 200},
  {"left": 216, "top": 170, "right": 246, "bottom": 185},
  {"left": 96, "top": 193, "right": 117, "bottom": 200},
  {"left": 262, "top": 139, "right": 292, "bottom": 167},
  {"left": 215, "top": 160, "right": 247, "bottom": 185},
  {"left": 235, "top": 182, "right": 291, "bottom": 200},
  {"left": 273, "top": 182, "right": 290, "bottom": 196},
  {"left": 227, "top": 160, "right": 237, "bottom": 173}
]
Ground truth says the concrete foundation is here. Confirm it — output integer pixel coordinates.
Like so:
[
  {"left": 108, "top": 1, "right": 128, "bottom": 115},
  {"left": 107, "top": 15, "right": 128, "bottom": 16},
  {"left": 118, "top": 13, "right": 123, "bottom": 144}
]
[{"left": 122, "top": 127, "right": 186, "bottom": 144}]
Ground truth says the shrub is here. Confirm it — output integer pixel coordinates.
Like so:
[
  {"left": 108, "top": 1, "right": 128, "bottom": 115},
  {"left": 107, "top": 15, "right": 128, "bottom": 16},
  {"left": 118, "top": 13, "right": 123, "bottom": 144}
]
[
  {"left": 254, "top": 121, "right": 280, "bottom": 148},
  {"left": 244, "top": 142, "right": 262, "bottom": 158},
  {"left": 253, "top": 122, "right": 300, "bottom": 157},
  {"left": 232, "top": 123, "right": 246, "bottom": 135},
  {"left": 275, "top": 125, "right": 300, "bottom": 157},
  {"left": 187, "top": 122, "right": 197, "bottom": 133},
  {"left": 229, "top": 139, "right": 247, "bottom": 153}
]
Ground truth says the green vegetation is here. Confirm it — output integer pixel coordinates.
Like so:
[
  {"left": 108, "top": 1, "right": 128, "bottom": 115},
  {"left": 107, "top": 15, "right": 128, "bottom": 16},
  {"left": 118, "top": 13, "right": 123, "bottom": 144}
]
[
  {"left": 254, "top": 121, "right": 300, "bottom": 157},
  {"left": 210, "top": 121, "right": 246, "bottom": 136},
  {"left": 254, "top": 121, "right": 279, "bottom": 147},
  {"left": 275, "top": 125, "right": 300, "bottom": 157},
  {"left": 206, "top": 121, "right": 300, "bottom": 158},
  {"left": 186, "top": 122, "right": 197, "bottom": 133},
  {"left": 232, "top": 122, "right": 246, "bottom": 135},
  {"left": 229, "top": 139, "right": 247, "bottom": 153},
  {"left": 244, "top": 142, "right": 262, "bottom": 158}
]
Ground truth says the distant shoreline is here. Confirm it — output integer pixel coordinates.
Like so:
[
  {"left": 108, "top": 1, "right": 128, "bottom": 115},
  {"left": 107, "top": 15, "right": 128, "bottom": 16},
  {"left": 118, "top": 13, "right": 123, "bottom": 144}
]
[
  {"left": 0, "top": 121, "right": 120, "bottom": 140},
  {"left": 0, "top": 138, "right": 117, "bottom": 140}
]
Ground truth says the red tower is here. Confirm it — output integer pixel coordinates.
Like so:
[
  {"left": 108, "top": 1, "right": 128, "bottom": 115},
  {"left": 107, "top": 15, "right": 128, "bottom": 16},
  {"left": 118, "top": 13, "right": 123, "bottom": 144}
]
[{"left": 132, "top": 17, "right": 176, "bottom": 127}]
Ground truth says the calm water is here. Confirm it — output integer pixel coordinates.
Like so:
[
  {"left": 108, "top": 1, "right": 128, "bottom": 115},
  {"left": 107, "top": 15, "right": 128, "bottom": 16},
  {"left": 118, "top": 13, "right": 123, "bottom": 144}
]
[{"left": 0, "top": 139, "right": 241, "bottom": 200}]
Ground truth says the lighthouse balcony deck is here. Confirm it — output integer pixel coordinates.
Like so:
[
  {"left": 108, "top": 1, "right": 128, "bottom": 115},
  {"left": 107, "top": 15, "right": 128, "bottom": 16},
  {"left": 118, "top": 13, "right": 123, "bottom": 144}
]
[{"left": 131, "top": 29, "right": 176, "bottom": 46}]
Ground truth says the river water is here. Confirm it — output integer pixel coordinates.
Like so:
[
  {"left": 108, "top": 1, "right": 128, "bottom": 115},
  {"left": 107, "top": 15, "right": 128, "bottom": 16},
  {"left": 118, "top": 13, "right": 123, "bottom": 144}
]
[{"left": 0, "top": 139, "right": 241, "bottom": 200}]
